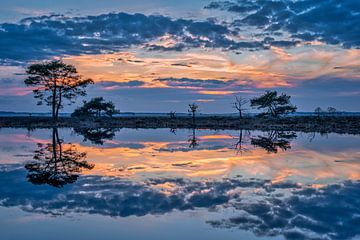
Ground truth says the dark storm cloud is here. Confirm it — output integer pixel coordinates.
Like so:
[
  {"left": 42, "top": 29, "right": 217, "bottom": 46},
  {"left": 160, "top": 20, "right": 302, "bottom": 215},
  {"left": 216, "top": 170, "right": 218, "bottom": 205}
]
[
  {"left": 205, "top": 0, "right": 360, "bottom": 48},
  {"left": 1, "top": 166, "right": 360, "bottom": 239}
]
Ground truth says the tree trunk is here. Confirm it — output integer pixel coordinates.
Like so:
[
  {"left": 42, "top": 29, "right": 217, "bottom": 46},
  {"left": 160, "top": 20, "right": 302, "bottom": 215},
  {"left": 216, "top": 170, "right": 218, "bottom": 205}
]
[
  {"left": 55, "top": 89, "right": 62, "bottom": 122},
  {"left": 52, "top": 89, "right": 57, "bottom": 122},
  {"left": 52, "top": 128, "right": 57, "bottom": 162}
]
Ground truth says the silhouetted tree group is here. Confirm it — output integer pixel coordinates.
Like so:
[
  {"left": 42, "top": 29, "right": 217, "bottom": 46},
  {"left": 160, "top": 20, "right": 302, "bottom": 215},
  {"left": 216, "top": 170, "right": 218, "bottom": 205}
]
[
  {"left": 25, "top": 60, "right": 120, "bottom": 120},
  {"left": 72, "top": 97, "right": 119, "bottom": 118},
  {"left": 232, "top": 91, "right": 296, "bottom": 118},
  {"left": 25, "top": 60, "right": 93, "bottom": 121}
]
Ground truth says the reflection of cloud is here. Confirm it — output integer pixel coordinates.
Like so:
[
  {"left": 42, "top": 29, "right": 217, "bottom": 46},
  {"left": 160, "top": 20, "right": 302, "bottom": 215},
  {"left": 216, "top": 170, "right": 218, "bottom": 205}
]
[
  {"left": 1, "top": 167, "right": 359, "bottom": 240},
  {"left": 208, "top": 180, "right": 360, "bottom": 240},
  {"left": 4, "top": 128, "right": 360, "bottom": 182}
]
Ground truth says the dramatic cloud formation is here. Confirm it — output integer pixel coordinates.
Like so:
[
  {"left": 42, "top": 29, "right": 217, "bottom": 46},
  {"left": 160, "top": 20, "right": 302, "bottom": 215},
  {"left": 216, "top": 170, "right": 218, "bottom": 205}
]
[
  {"left": 205, "top": 0, "right": 360, "bottom": 48},
  {"left": 0, "top": 1, "right": 359, "bottom": 112},
  {"left": 0, "top": 12, "right": 237, "bottom": 63},
  {"left": 3, "top": 0, "right": 358, "bottom": 65}
]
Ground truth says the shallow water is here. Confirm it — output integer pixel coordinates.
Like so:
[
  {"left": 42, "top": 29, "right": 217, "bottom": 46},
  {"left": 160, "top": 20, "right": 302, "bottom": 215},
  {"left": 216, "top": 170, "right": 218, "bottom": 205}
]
[{"left": 0, "top": 127, "right": 359, "bottom": 240}]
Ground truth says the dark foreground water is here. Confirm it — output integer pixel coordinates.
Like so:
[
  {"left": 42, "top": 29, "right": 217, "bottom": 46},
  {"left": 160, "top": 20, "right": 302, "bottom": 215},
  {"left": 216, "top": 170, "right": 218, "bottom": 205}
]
[{"left": 0, "top": 127, "right": 359, "bottom": 240}]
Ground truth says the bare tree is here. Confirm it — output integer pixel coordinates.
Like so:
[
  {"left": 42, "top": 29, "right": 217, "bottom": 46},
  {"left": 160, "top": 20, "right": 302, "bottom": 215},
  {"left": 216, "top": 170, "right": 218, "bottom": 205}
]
[
  {"left": 188, "top": 103, "right": 199, "bottom": 125},
  {"left": 233, "top": 95, "right": 248, "bottom": 119}
]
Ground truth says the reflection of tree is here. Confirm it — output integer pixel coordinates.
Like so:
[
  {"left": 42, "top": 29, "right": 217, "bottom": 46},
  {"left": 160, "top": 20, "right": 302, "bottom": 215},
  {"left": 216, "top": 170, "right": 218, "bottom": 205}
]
[
  {"left": 250, "top": 131, "right": 297, "bottom": 153},
  {"left": 73, "top": 127, "right": 116, "bottom": 145},
  {"left": 170, "top": 128, "right": 177, "bottom": 135},
  {"left": 234, "top": 129, "right": 250, "bottom": 154},
  {"left": 25, "top": 128, "right": 94, "bottom": 188},
  {"left": 188, "top": 128, "right": 199, "bottom": 148}
]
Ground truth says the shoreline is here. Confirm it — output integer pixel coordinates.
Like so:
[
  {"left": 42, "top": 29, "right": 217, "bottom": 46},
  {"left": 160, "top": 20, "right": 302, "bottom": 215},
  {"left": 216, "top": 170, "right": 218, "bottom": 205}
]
[{"left": 0, "top": 116, "right": 360, "bottom": 134}]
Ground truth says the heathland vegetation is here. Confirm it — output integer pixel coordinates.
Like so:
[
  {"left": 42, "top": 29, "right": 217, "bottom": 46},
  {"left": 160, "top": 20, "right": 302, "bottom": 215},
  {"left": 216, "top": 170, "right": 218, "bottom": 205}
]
[{"left": 0, "top": 60, "right": 359, "bottom": 134}]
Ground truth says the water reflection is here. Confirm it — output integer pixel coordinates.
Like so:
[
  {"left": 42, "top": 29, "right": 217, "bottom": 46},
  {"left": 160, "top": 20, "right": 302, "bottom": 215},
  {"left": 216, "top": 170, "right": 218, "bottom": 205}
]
[
  {"left": 234, "top": 129, "right": 249, "bottom": 154},
  {"left": 0, "top": 128, "right": 360, "bottom": 240},
  {"left": 25, "top": 128, "right": 94, "bottom": 188},
  {"left": 0, "top": 168, "right": 359, "bottom": 239},
  {"left": 250, "top": 131, "right": 297, "bottom": 153},
  {"left": 73, "top": 127, "right": 117, "bottom": 145},
  {"left": 188, "top": 128, "right": 199, "bottom": 148}
]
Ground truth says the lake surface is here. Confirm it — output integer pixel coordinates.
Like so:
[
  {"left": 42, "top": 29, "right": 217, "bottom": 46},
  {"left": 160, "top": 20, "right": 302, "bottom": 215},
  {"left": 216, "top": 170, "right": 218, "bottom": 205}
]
[{"left": 0, "top": 127, "right": 359, "bottom": 240}]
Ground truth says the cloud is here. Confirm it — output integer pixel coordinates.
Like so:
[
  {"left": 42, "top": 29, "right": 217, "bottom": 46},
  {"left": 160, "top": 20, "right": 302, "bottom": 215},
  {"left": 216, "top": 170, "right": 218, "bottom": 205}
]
[
  {"left": 0, "top": 12, "right": 240, "bottom": 64},
  {"left": 154, "top": 77, "right": 238, "bottom": 89},
  {"left": 205, "top": 0, "right": 360, "bottom": 49},
  {"left": 5, "top": 5, "right": 353, "bottom": 65},
  {"left": 98, "top": 80, "right": 146, "bottom": 90}
]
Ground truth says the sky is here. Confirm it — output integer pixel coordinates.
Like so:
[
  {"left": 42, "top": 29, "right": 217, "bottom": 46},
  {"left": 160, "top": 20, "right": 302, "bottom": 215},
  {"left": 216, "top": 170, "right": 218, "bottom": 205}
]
[{"left": 0, "top": 0, "right": 359, "bottom": 113}]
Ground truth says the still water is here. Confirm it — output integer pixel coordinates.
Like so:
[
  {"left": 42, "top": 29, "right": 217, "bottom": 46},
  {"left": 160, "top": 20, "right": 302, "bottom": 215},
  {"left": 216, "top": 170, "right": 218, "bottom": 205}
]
[{"left": 0, "top": 127, "right": 359, "bottom": 240}]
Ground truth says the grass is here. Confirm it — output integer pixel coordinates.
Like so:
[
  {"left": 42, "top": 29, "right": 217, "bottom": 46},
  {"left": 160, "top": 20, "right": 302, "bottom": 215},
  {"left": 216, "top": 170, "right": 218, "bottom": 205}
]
[{"left": 1, "top": 115, "right": 360, "bottom": 134}]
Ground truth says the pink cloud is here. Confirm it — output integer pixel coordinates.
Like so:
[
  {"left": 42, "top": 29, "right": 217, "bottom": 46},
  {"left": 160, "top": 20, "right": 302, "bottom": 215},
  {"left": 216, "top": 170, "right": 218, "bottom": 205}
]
[{"left": 0, "top": 87, "right": 32, "bottom": 96}]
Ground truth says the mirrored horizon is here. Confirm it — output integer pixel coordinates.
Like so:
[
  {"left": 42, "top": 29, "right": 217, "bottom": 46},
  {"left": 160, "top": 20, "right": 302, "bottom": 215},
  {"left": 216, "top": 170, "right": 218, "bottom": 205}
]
[{"left": 1, "top": 127, "right": 360, "bottom": 240}]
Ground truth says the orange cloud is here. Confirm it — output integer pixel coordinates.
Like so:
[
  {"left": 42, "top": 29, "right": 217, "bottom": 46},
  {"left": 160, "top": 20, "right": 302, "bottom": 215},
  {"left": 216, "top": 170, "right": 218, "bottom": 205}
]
[{"left": 60, "top": 46, "right": 360, "bottom": 97}]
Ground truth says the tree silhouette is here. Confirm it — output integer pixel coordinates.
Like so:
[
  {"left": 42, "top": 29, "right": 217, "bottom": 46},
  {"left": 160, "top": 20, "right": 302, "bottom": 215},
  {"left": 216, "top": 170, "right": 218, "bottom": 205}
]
[
  {"left": 233, "top": 96, "right": 248, "bottom": 119},
  {"left": 314, "top": 107, "right": 323, "bottom": 118},
  {"left": 25, "top": 128, "right": 94, "bottom": 188},
  {"left": 25, "top": 60, "right": 93, "bottom": 121},
  {"left": 234, "top": 129, "right": 250, "bottom": 154},
  {"left": 327, "top": 107, "right": 337, "bottom": 116},
  {"left": 169, "top": 111, "right": 176, "bottom": 119},
  {"left": 188, "top": 128, "right": 199, "bottom": 148},
  {"left": 72, "top": 97, "right": 119, "bottom": 118},
  {"left": 188, "top": 103, "right": 199, "bottom": 125},
  {"left": 250, "top": 131, "right": 297, "bottom": 153},
  {"left": 73, "top": 127, "right": 117, "bottom": 145},
  {"left": 250, "top": 91, "right": 297, "bottom": 117}
]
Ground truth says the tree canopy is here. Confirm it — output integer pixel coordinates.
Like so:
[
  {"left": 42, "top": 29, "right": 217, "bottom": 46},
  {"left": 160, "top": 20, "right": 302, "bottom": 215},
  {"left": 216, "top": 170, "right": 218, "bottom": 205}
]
[
  {"left": 25, "top": 60, "right": 93, "bottom": 120},
  {"left": 72, "top": 97, "right": 119, "bottom": 118},
  {"left": 250, "top": 91, "right": 297, "bottom": 117}
]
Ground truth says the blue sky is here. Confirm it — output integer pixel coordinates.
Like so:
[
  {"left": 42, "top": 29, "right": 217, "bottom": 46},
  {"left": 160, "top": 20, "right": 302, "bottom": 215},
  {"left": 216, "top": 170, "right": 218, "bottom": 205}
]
[{"left": 0, "top": 0, "right": 359, "bottom": 113}]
